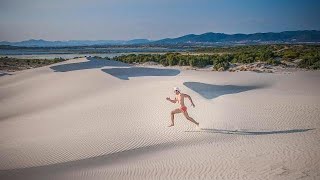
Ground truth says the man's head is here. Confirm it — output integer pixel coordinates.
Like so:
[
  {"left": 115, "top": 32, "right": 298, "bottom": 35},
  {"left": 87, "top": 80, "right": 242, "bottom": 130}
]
[{"left": 173, "top": 87, "right": 181, "bottom": 95}]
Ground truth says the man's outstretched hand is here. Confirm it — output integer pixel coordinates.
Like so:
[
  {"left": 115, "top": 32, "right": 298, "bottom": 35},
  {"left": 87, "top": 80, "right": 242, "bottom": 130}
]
[{"left": 166, "top": 97, "right": 170, "bottom": 101}]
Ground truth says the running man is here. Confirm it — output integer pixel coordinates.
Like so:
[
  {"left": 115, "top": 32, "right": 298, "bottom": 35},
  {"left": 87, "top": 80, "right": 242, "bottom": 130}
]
[{"left": 166, "top": 87, "right": 199, "bottom": 128}]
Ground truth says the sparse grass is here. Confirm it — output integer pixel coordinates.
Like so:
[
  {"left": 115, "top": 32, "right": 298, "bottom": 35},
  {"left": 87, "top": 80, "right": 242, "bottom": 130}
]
[{"left": 0, "top": 57, "right": 67, "bottom": 72}]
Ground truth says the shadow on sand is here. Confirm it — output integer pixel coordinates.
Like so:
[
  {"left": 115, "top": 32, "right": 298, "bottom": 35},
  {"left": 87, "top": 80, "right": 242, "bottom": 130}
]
[
  {"left": 0, "top": 128, "right": 313, "bottom": 179},
  {"left": 183, "top": 81, "right": 268, "bottom": 99},
  {"left": 0, "top": 72, "right": 12, "bottom": 77},
  {"left": 101, "top": 67, "right": 180, "bottom": 80},
  {"left": 185, "top": 128, "right": 314, "bottom": 135},
  {"left": 49, "top": 57, "right": 181, "bottom": 80},
  {"left": 0, "top": 137, "right": 207, "bottom": 179},
  {"left": 50, "top": 57, "right": 130, "bottom": 72}
]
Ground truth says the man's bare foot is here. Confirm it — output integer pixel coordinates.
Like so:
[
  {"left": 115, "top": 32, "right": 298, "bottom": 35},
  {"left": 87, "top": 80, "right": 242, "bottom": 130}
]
[
  {"left": 196, "top": 123, "right": 201, "bottom": 130},
  {"left": 168, "top": 124, "right": 174, "bottom": 127}
]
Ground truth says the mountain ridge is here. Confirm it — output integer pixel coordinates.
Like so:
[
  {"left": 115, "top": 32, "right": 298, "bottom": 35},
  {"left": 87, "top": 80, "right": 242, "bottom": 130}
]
[
  {"left": 153, "top": 30, "right": 320, "bottom": 44},
  {"left": 1, "top": 30, "right": 319, "bottom": 47}
]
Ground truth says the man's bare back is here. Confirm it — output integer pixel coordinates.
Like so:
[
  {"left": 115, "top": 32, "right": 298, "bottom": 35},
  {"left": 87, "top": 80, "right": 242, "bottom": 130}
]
[{"left": 166, "top": 87, "right": 199, "bottom": 128}]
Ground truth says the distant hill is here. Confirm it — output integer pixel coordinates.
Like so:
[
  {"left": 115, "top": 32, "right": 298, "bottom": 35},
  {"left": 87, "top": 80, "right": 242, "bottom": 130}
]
[
  {"left": 153, "top": 30, "right": 320, "bottom": 45},
  {"left": 0, "top": 39, "right": 151, "bottom": 47},
  {"left": 1, "top": 30, "right": 319, "bottom": 47},
  {"left": 126, "top": 39, "right": 150, "bottom": 44}
]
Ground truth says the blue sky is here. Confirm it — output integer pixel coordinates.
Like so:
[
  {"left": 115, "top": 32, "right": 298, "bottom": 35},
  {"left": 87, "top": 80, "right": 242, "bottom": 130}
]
[{"left": 0, "top": 0, "right": 319, "bottom": 41}]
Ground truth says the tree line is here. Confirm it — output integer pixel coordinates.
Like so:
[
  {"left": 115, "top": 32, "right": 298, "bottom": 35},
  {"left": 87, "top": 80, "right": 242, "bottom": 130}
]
[
  {"left": 0, "top": 57, "right": 67, "bottom": 71},
  {"left": 113, "top": 45, "right": 320, "bottom": 70}
]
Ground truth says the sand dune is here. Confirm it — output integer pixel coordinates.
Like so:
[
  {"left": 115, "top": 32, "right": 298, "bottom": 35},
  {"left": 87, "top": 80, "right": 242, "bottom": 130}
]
[{"left": 0, "top": 57, "right": 319, "bottom": 180}]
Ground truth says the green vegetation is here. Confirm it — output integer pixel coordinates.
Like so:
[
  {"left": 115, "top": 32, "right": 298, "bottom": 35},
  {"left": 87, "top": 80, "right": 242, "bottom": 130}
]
[
  {"left": 196, "top": 44, "right": 320, "bottom": 69},
  {"left": 113, "top": 45, "right": 320, "bottom": 70},
  {"left": 114, "top": 53, "right": 215, "bottom": 68},
  {"left": 92, "top": 56, "right": 111, "bottom": 60},
  {"left": 0, "top": 57, "right": 67, "bottom": 71}
]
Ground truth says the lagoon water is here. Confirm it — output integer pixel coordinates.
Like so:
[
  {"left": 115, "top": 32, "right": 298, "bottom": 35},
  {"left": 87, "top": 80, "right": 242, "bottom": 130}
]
[
  {"left": 0, "top": 47, "right": 187, "bottom": 59},
  {"left": 0, "top": 53, "right": 126, "bottom": 59}
]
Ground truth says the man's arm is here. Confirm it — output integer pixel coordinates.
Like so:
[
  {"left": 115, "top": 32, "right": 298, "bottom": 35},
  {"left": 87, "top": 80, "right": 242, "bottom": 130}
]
[
  {"left": 166, "top": 97, "right": 177, "bottom": 103},
  {"left": 185, "top": 94, "right": 195, "bottom": 107}
]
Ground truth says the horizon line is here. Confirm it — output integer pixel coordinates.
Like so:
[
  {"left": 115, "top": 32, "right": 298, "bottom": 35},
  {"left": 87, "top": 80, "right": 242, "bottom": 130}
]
[{"left": 1, "top": 29, "right": 319, "bottom": 43}]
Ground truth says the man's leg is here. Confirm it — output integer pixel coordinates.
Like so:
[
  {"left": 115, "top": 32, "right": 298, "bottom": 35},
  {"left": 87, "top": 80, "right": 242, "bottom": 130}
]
[
  {"left": 183, "top": 111, "right": 199, "bottom": 126},
  {"left": 168, "top": 108, "right": 182, "bottom": 127}
]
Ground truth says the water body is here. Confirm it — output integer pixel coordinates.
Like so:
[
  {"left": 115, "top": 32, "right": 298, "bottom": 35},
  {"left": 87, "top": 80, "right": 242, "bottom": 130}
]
[
  {"left": 0, "top": 47, "right": 189, "bottom": 59},
  {"left": 0, "top": 53, "right": 127, "bottom": 59}
]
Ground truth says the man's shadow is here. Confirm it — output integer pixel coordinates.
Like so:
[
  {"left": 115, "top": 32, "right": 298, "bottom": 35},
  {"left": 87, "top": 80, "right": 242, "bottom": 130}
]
[
  {"left": 185, "top": 128, "right": 314, "bottom": 135},
  {"left": 50, "top": 57, "right": 130, "bottom": 72},
  {"left": 183, "top": 82, "right": 269, "bottom": 99}
]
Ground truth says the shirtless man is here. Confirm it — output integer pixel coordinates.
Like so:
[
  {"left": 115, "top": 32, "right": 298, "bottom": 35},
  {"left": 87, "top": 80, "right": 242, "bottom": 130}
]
[{"left": 166, "top": 87, "right": 199, "bottom": 128}]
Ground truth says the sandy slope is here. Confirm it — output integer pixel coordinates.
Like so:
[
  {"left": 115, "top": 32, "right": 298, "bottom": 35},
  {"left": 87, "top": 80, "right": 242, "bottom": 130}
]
[{"left": 0, "top": 58, "right": 319, "bottom": 180}]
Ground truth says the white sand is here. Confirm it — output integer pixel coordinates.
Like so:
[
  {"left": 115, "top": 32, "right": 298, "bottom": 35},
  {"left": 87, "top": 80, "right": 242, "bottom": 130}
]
[{"left": 0, "top": 58, "right": 319, "bottom": 180}]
